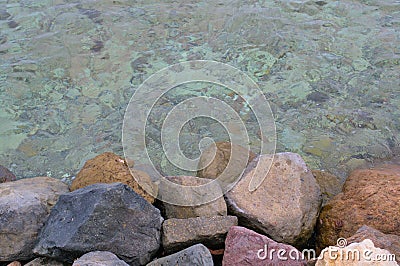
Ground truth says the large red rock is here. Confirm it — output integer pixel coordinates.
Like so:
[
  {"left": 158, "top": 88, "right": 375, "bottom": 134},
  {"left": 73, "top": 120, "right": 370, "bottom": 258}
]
[
  {"left": 70, "top": 152, "right": 157, "bottom": 204},
  {"left": 222, "top": 226, "right": 307, "bottom": 266},
  {"left": 316, "top": 165, "right": 400, "bottom": 252},
  {"left": 225, "top": 152, "right": 322, "bottom": 247}
]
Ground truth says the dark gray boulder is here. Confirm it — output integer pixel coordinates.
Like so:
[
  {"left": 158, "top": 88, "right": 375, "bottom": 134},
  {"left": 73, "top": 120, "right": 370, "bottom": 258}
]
[
  {"left": 146, "top": 244, "right": 213, "bottom": 266},
  {"left": 33, "top": 183, "right": 163, "bottom": 265}
]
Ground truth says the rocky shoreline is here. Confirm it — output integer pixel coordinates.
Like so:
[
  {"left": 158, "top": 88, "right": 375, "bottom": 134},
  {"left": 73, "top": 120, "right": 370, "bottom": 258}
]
[{"left": 0, "top": 145, "right": 399, "bottom": 265}]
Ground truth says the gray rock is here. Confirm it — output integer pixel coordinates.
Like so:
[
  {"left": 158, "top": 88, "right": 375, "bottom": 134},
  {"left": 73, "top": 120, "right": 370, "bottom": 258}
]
[
  {"left": 225, "top": 152, "right": 322, "bottom": 247},
  {"left": 162, "top": 216, "right": 238, "bottom": 253},
  {"left": 159, "top": 176, "right": 227, "bottom": 219},
  {"left": 33, "top": 183, "right": 163, "bottom": 265},
  {"left": 72, "top": 251, "right": 129, "bottom": 266},
  {"left": 0, "top": 177, "right": 69, "bottom": 261},
  {"left": 146, "top": 244, "right": 213, "bottom": 266}
]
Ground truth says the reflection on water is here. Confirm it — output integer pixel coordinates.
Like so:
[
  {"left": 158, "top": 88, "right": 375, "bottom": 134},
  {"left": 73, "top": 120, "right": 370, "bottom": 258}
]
[{"left": 0, "top": 0, "right": 399, "bottom": 181}]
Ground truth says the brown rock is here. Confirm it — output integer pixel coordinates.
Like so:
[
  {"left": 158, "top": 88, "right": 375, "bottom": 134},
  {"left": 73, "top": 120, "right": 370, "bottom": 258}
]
[
  {"left": 225, "top": 152, "right": 322, "bottom": 247},
  {"left": 0, "top": 165, "right": 16, "bottom": 183},
  {"left": 312, "top": 170, "right": 343, "bottom": 206},
  {"left": 222, "top": 226, "right": 307, "bottom": 266},
  {"left": 347, "top": 225, "right": 400, "bottom": 263},
  {"left": 162, "top": 215, "right": 238, "bottom": 253},
  {"left": 316, "top": 165, "right": 400, "bottom": 252},
  {"left": 159, "top": 175, "right": 227, "bottom": 219},
  {"left": 70, "top": 152, "right": 156, "bottom": 204},
  {"left": 197, "top": 141, "right": 256, "bottom": 180}
]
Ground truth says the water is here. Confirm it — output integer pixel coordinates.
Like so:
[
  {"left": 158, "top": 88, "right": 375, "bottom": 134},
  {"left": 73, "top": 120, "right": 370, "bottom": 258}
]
[{"left": 0, "top": 0, "right": 399, "bottom": 181}]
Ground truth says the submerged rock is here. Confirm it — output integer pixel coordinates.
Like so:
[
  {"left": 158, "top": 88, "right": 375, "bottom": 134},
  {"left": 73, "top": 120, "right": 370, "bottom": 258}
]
[
  {"left": 34, "top": 183, "right": 163, "bottom": 265},
  {"left": 0, "top": 165, "right": 17, "bottom": 183},
  {"left": 0, "top": 177, "right": 69, "bottom": 261},
  {"left": 225, "top": 152, "right": 322, "bottom": 247},
  {"left": 147, "top": 244, "right": 213, "bottom": 266}
]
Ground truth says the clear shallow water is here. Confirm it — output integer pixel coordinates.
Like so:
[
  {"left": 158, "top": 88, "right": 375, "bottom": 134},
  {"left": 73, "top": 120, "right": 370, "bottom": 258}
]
[{"left": 0, "top": 0, "right": 399, "bottom": 181}]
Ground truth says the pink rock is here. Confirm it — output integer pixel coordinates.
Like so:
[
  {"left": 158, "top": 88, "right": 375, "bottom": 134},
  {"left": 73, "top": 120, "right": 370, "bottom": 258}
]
[{"left": 222, "top": 226, "right": 307, "bottom": 266}]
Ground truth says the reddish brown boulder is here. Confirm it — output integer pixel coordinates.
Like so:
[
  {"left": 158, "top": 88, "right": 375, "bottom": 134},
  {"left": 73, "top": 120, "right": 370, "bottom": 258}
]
[
  {"left": 197, "top": 141, "right": 256, "bottom": 180},
  {"left": 222, "top": 226, "right": 307, "bottom": 266},
  {"left": 347, "top": 225, "right": 400, "bottom": 264},
  {"left": 70, "top": 152, "right": 156, "bottom": 204},
  {"left": 0, "top": 165, "right": 16, "bottom": 183},
  {"left": 316, "top": 165, "right": 400, "bottom": 251}
]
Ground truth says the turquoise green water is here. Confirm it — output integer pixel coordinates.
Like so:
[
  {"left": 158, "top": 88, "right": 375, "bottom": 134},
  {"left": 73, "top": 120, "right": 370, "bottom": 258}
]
[{"left": 0, "top": 0, "right": 399, "bottom": 181}]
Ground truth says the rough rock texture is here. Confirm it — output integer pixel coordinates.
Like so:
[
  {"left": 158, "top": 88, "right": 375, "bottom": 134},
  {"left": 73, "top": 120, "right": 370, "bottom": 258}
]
[
  {"left": 0, "top": 165, "right": 17, "bottom": 183},
  {"left": 72, "top": 251, "right": 129, "bottom": 266},
  {"left": 162, "top": 215, "right": 238, "bottom": 253},
  {"left": 25, "top": 257, "right": 66, "bottom": 266},
  {"left": 147, "top": 244, "right": 213, "bottom": 266},
  {"left": 222, "top": 226, "right": 307, "bottom": 266},
  {"left": 159, "top": 176, "right": 227, "bottom": 219},
  {"left": 347, "top": 225, "right": 400, "bottom": 264},
  {"left": 316, "top": 239, "right": 398, "bottom": 266},
  {"left": 225, "top": 152, "right": 322, "bottom": 247},
  {"left": 70, "top": 152, "right": 156, "bottom": 204},
  {"left": 316, "top": 165, "right": 400, "bottom": 251},
  {"left": 197, "top": 141, "right": 256, "bottom": 180},
  {"left": 312, "top": 170, "right": 343, "bottom": 206},
  {"left": 33, "top": 183, "right": 163, "bottom": 265},
  {"left": 5, "top": 262, "right": 21, "bottom": 266},
  {"left": 0, "top": 177, "right": 69, "bottom": 261}
]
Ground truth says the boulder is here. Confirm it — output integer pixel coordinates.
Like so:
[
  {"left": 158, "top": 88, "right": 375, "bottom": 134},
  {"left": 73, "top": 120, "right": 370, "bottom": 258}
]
[
  {"left": 33, "top": 183, "right": 163, "bottom": 265},
  {"left": 197, "top": 141, "right": 256, "bottom": 180},
  {"left": 316, "top": 239, "right": 397, "bottom": 265},
  {"left": 347, "top": 225, "right": 400, "bottom": 264},
  {"left": 312, "top": 170, "right": 343, "bottom": 206},
  {"left": 0, "top": 177, "right": 69, "bottom": 261},
  {"left": 0, "top": 165, "right": 16, "bottom": 183},
  {"left": 25, "top": 257, "right": 66, "bottom": 265},
  {"left": 159, "top": 176, "right": 227, "bottom": 219},
  {"left": 162, "top": 216, "right": 238, "bottom": 253},
  {"left": 222, "top": 226, "right": 307, "bottom": 266},
  {"left": 316, "top": 165, "right": 400, "bottom": 251},
  {"left": 70, "top": 152, "right": 156, "bottom": 204},
  {"left": 147, "top": 244, "right": 213, "bottom": 266},
  {"left": 72, "top": 251, "right": 129, "bottom": 266},
  {"left": 225, "top": 152, "right": 322, "bottom": 247}
]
